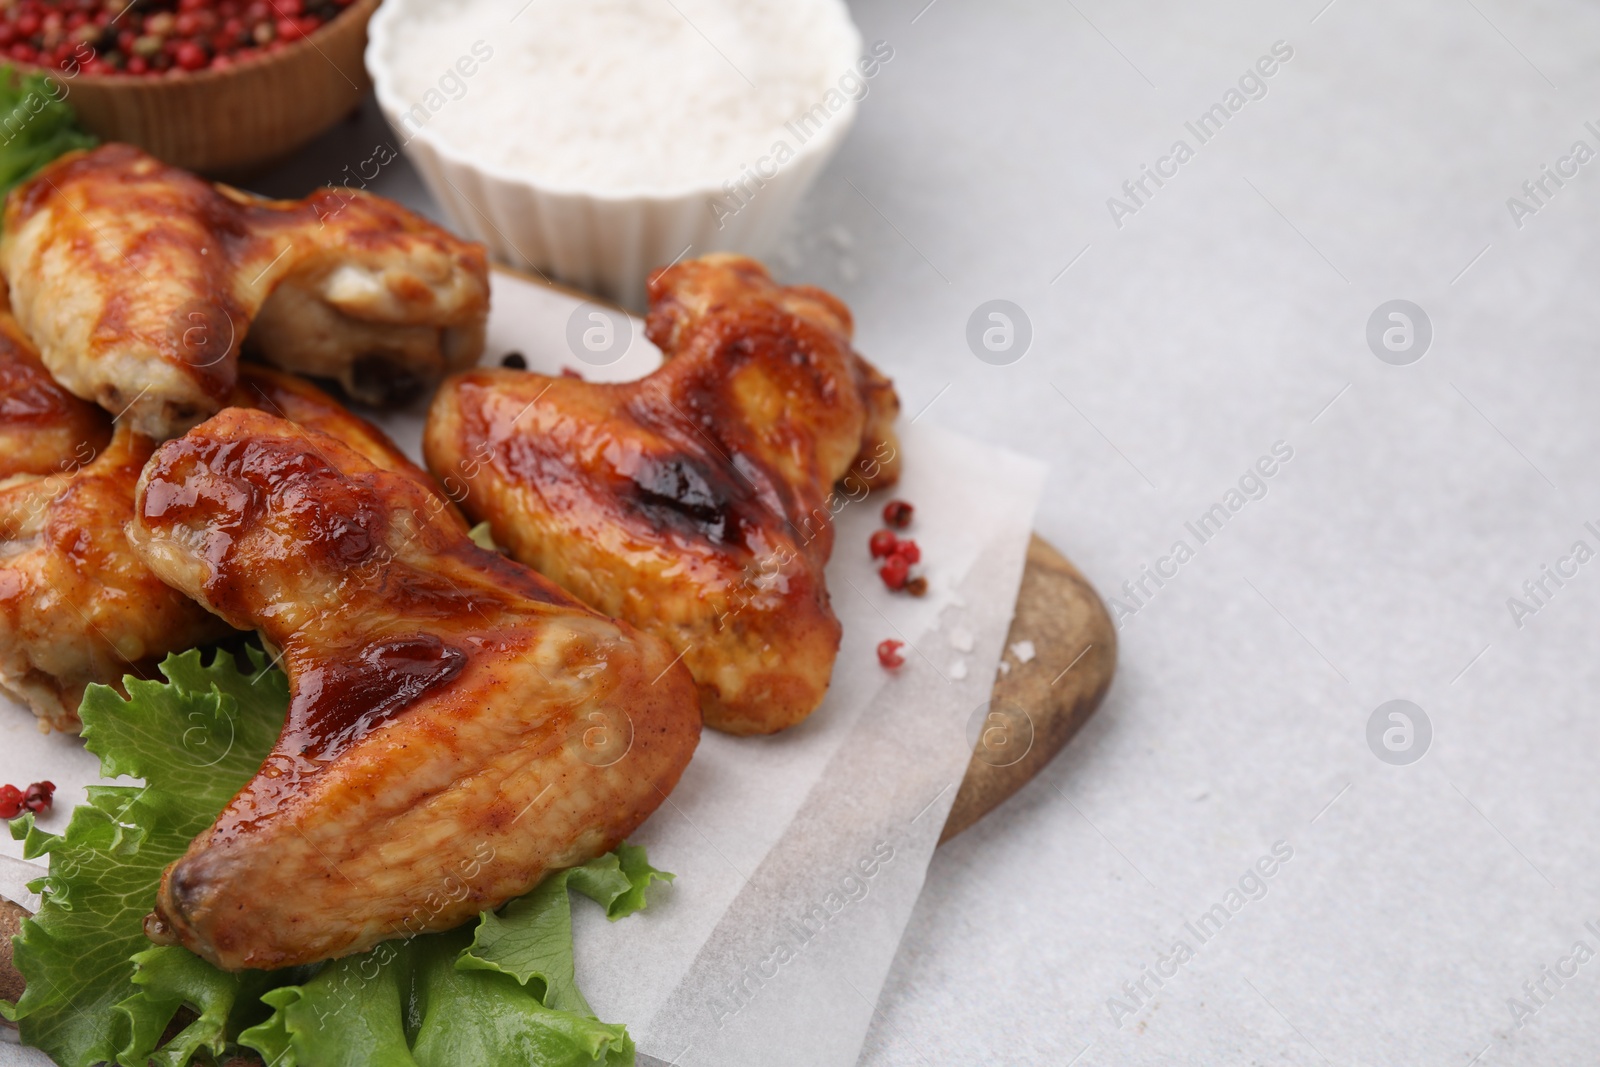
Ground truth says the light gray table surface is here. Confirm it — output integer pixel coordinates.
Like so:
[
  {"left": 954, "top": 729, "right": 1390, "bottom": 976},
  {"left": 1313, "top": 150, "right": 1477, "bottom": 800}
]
[{"left": 254, "top": 0, "right": 1600, "bottom": 1063}]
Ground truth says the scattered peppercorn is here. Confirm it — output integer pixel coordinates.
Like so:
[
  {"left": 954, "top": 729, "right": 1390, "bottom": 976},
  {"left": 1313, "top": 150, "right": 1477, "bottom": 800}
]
[
  {"left": 23, "top": 779, "right": 54, "bottom": 813},
  {"left": 2, "top": 0, "right": 358, "bottom": 76},
  {"left": 501, "top": 351, "right": 527, "bottom": 369},
  {"left": 173, "top": 38, "right": 207, "bottom": 70},
  {"left": 876, "top": 639, "right": 904, "bottom": 669},
  {"left": 0, "top": 780, "right": 53, "bottom": 818},
  {"left": 871, "top": 498, "right": 926, "bottom": 592}
]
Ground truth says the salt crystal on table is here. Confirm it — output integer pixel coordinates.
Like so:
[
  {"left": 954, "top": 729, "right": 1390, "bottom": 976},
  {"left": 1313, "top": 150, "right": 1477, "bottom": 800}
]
[
  {"left": 1009, "top": 639, "right": 1036, "bottom": 663},
  {"left": 947, "top": 626, "right": 975, "bottom": 653},
  {"left": 949, "top": 658, "right": 968, "bottom": 680}
]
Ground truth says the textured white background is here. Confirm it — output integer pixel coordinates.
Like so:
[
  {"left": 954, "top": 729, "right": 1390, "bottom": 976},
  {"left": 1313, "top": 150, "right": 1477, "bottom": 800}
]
[
  {"left": 817, "top": 2, "right": 1600, "bottom": 1065},
  {"left": 11, "top": 0, "right": 1600, "bottom": 1062}
]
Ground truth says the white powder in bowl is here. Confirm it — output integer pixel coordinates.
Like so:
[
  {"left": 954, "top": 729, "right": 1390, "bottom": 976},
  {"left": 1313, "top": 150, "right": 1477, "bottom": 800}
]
[{"left": 383, "top": 0, "right": 863, "bottom": 194}]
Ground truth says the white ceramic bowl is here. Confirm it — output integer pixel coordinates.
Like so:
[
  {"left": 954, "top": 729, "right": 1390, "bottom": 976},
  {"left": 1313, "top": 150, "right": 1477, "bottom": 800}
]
[{"left": 366, "top": 0, "right": 862, "bottom": 309}]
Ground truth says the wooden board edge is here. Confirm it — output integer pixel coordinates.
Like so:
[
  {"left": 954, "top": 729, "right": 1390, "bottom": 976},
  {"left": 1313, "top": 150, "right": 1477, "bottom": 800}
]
[{"left": 939, "top": 533, "right": 1117, "bottom": 844}]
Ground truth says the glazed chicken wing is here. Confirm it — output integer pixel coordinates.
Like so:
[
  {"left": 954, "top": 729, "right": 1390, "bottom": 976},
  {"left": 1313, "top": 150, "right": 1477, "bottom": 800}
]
[
  {"left": 425, "top": 254, "right": 900, "bottom": 735},
  {"left": 0, "top": 421, "right": 229, "bottom": 731},
  {"left": 0, "top": 143, "right": 489, "bottom": 439},
  {"left": 0, "top": 294, "right": 109, "bottom": 482},
  {"left": 0, "top": 364, "right": 440, "bottom": 732},
  {"left": 231, "top": 364, "right": 447, "bottom": 487},
  {"left": 128, "top": 409, "right": 700, "bottom": 970}
]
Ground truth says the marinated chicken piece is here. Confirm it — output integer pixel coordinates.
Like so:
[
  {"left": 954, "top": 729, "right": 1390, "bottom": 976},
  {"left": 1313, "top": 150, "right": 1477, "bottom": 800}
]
[
  {"left": 0, "top": 143, "right": 489, "bottom": 439},
  {"left": 641, "top": 254, "right": 901, "bottom": 492},
  {"left": 425, "top": 254, "right": 901, "bottom": 735},
  {"left": 0, "top": 293, "right": 109, "bottom": 482},
  {"left": 128, "top": 409, "right": 700, "bottom": 970},
  {"left": 231, "top": 364, "right": 446, "bottom": 492},
  {"left": 0, "top": 365, "right": 440, "bottom": 732},
  {"left": 0, "top": 422, "right": 229, "bottom": 731}
]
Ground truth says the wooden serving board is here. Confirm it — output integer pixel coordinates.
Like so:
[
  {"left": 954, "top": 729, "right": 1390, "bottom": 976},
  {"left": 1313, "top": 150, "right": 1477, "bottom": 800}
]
[{"left": 939, "top": 533, "right": 1116, "bottom": 843}]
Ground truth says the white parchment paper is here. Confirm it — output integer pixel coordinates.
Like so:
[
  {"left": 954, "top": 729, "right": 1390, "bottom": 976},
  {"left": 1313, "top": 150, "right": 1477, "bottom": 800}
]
[{"left": 0, "top": 270, "right": 1045, "bottom": 1067}]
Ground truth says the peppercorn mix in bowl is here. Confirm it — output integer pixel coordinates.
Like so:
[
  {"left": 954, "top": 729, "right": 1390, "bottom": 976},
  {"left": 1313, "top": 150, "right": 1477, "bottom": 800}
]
[{"left": 3, "top": 0, "right": 379, "bottom": 175}]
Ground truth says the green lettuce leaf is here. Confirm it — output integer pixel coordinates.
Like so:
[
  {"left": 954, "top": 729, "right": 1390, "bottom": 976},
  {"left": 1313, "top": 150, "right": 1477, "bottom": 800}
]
[
  {"left": 237, "top": 848, "right": 667, "bottom": 1066},
  {"left": 3, "top": 648, "right": 285, "bottom": 1067},
  {"left": 0, "top": 64, "right": 97, "bottom": 209},
  {"left": 118, "top": 946, "right": 278, "bottom": 1067},
  {"left": 460, "top": 846, "right": 672, "bottom": 1014},
  {"left": 237, "top": 924, "right": 634, "bottom": 1067},
  {"left": 4, "top": 647, "right": 668, "bottom": 1067},
  {"left": 409, "top": 927, "right": 633, "bottom": 1067},
  {"left": 240, "top": 948, "right": 419, "bottom": 1067},
  {"left": 606, "top": 843, "right": 674, "bottom": 921}
]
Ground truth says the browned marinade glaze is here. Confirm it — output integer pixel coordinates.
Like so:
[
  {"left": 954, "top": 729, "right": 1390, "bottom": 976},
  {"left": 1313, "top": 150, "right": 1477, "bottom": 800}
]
[
  {"left": 0, "top": 414, "right": 230, "bottom": 732},
  {"left": 0, "top": 295, "right": 110, "bottom": 480},
  {"left": 0, "top": 359, "right": 457, "bottom": 733},
  {"left": 128, "top": 409, "right": 700, "bottom": 970},
  {"left": 425, "top": 253, "right": 901, "bottom": 735},
  {"left": 1, "top": 143, "right": 490, "bottom": 439}
]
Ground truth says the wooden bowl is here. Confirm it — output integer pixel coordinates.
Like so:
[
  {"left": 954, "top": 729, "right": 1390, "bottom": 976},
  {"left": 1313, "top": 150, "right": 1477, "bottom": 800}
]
[{"left": 19, "top": 0, "right": 380, "bottom": 177}]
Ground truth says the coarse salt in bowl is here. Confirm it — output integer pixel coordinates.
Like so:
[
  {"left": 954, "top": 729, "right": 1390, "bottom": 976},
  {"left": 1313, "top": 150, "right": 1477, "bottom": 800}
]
[{"left": 366, "top": 0, "right": 871, "bottom": 308}]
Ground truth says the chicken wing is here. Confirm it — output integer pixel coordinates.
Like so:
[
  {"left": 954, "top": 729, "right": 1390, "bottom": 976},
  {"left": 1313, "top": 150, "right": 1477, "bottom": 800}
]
[
  {"left": 0, "top": 421, "right": 227, "bottom": 732},
  {"left": 0, "top": 143, "right": 489, "bottom": 439},
  {"left": 231, "top": 364, "right": 447, "bottom": 492},
  {"left": 424, "top": 254, "right": 900, "bottom": 735},
  {"left": 128, "top": 409, "right": 700, "bottom": 971},
  {"left": 0, "top": 365, "right": 441, "bottom": 732},
  {"left": 0, "top": 292, "right": 108, "bottom": 483}
]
